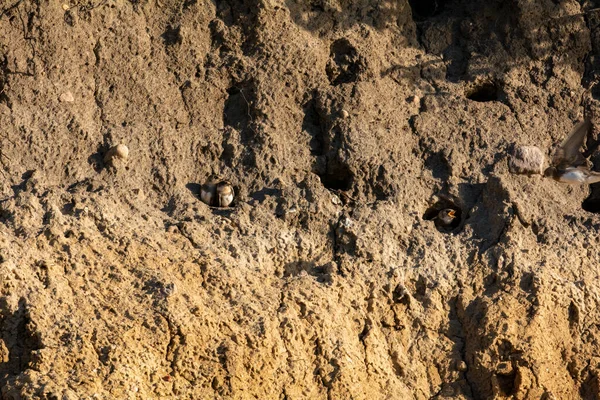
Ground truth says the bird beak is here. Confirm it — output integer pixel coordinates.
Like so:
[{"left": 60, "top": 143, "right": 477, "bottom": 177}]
[{"left": 448, "top": 210, "right": 456, "bottom": 217}]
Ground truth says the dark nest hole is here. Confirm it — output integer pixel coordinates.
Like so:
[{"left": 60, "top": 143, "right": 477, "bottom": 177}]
[
  {"left": 408, "top": 0, "right": 448, "bottom": 20},
  {"left": 465, "top": 81, "right": 500, "bottom": 102},
  {"left": 582, "top": 196, "right": 600, "bottom": 213},
  {"left": 582, "top": 180, "right": 600, "bottom": 213},
  {"left": 318, "top": 161, "right": 354, "bottom": 191},
  {"left": 592, "top": 81, "right": 600, "bottom": 101},
  {"left": 423, "top": 197, "right": 463, "bottom": 232},
  {"left": 495, "top": 370, "right": 518, "bottom": 397}
]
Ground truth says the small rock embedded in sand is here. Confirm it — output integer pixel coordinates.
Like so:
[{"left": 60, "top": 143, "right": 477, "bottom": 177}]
[
  {"left": 104, "top": 144, "right": 129, "bottom": 165},
  {"left": 60, "top": 91, "right": 74, "bottom": 103},
  {"left": 62, "top": 3, "right": 70, "bottom": 10},
  {"left": 509, "top": 145, "right": 545, "bottom": 175},
  {"left": 341, "top": 109, "right": 349, "bottom": 118}
]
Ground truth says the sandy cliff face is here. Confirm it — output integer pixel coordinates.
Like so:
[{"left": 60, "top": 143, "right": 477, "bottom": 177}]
[{"left": 1, "top": 0, "right": 600, "bottom": 398}]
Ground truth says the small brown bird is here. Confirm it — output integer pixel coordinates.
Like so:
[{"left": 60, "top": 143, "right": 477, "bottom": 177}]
[
  {"left": 544, "top": 119, "right": 600, "bottom": 184},
  {"left": 216, "top": 180, "right": 234, "bottom": 207},
  {"left": 434, "top": 208, "right": 457, "bottom": 229},
  {"left": 200, "top": 174, "right": 220, "bottom": 206}
]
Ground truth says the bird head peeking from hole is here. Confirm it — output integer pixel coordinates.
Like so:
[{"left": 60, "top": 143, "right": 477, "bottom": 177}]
[{"left": 434, "top": 208, "right": 458, "bottom": 230}]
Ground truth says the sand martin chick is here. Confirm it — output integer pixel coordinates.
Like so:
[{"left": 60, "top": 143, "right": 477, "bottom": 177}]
[
  {"left": 200, "top": 174, "right": 220, "bottom": 206},
  {"left": 544, "top": 119, "right": 600, "bottom": 184},
  {"left": 434, "top": 208, "right": 457, "bottom": 229},
  {"left": 216, "top": 180, "right": 234, "bottom": 207}
]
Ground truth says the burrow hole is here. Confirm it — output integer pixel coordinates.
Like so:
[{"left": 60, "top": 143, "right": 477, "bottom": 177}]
[
  {"left": 465, "top": 80, "right": 500, "bottom": 102},
  {"left": 318, "top": 160, "right": 354, "bottom": 191},
  {"left": 408, "top": 0, "right": 448, "bottom": 20},
  {"left": 582, "top": 177, "right": 600, "bottom": 213},
  {"left": 592, "top": 81, "right": 600, "bottom": 101},
  {"left": 496, "top": 369, "right": 518, "bottom": 397},
  {"left": 582, "top": 196, "right": 600, "bottom": 213}
]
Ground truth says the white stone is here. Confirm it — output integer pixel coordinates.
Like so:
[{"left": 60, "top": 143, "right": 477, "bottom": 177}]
[
  {"left": 60, "top": 91, "right": 74, "bottom": 102},
  {"left": 104, "top": 144, "right": 129, "bottom": 164},
  {"left": 509, "top": 145, "right": 545, "bottom": 175}
]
